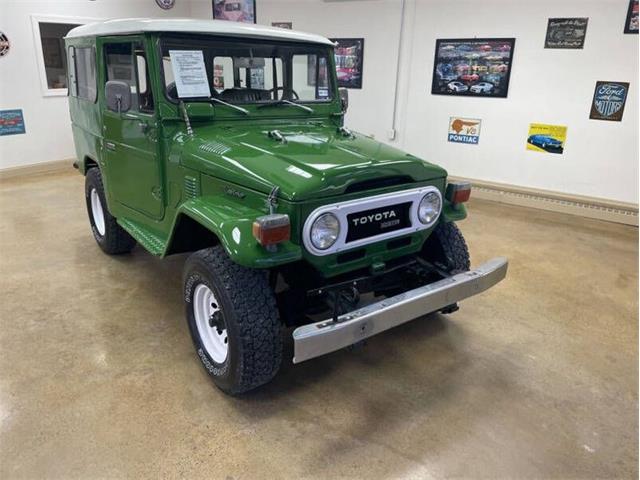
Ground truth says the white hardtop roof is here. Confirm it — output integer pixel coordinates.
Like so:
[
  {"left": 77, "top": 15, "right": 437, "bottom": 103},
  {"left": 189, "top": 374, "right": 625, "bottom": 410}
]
[{"left": 65, "top": 18, "right": 334, "bottom": 46}]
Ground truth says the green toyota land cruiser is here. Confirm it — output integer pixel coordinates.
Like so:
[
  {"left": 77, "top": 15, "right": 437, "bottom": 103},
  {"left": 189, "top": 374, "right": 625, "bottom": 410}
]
[{"left": 65, "top": 19, "right": 507, "bottom": 394}]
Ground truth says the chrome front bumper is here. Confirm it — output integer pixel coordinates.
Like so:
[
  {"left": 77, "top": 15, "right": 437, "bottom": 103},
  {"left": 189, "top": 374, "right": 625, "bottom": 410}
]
[{"left": 292, "top": 257, "right": 508, "bottom": 363}]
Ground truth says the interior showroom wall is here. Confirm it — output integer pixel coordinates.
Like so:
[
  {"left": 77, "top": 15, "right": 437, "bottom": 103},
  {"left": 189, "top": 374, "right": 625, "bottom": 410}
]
[{"left": 1, "top": 0, "right": 638, "bottom": 206}]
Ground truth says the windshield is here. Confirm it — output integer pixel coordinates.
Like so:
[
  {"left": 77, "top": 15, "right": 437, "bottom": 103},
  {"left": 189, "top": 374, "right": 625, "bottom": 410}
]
[{"left": 160, "top": 35, "right": 334, "bottom": 105}]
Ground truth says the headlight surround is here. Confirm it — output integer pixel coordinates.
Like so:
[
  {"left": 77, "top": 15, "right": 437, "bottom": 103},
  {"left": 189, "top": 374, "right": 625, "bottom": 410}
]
[
  {"left": 418, "top": 192, "right": 441, "bottom": 224},
  {"left": 310, "top": 213, "right": 340, "bottom": 250}
]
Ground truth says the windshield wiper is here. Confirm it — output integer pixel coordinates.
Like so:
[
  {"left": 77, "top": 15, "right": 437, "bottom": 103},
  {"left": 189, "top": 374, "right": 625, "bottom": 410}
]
[
  {"left": 209, "top": 97, "right": 250, "bottom": 115},
  {"left": 257, "top": 99, "right": 314, "bottom": 113}
]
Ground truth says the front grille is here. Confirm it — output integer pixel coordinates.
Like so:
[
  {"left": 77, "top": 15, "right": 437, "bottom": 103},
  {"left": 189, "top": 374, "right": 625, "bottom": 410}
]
[
  {"left": 344, "top": 176, "right": 412, "bottom": 194},
  {"left": 345, "top": 202, "right": 412, "bottom": 242}
]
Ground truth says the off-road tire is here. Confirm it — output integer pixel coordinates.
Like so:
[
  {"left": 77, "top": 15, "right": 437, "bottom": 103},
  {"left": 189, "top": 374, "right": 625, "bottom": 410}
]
[
  {"left": 85, "top": 168, "right": 136, "bottom": 255},
  {"left": 434, "top": 222, "right": 471, "bottom": 274},
  {"left": 184, "top": 246, "right": 283, "bottom": 395}
]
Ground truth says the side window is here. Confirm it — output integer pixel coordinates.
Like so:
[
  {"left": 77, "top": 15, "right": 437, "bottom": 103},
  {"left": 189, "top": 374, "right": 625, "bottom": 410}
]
[
  {"left": 104, "top": 41, "right": 153, "bottom": 112},
  {"left": 76, "top": 47, "right": 97, "bottom": 101},
  {"left": 67, "top": 46, "right": 77, "bottom": 97}
]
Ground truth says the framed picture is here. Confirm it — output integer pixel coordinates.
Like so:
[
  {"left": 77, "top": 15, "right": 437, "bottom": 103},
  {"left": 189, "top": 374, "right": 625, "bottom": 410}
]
[
  {"left": 431, "top": 38, "right": 515, "bottom": 98},
  {"left": 624, "top": 0, "right": 639, "bottom": 33},
  {"left": 545, "top": 18, "right": 588, "bottom": 49},
  {"left": 527, "top": 123, "right": 567, "bottom": 155},
  {"left": 271, "top": 22, "right": 292, "bottom": 29},
  {"left": 330, "top": 38, "right": 364, "bottom": 89},
  {"left": 589, "top": 81, "right": 629, "bottom": 121},
  {"left": 212, "top": 0, "right": 256, "bottom": 24}
]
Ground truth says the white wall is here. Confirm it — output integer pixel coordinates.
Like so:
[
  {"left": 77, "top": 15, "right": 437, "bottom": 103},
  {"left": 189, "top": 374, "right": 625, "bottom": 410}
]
[
  {"left": 191, "top": 0, "right": 404, "bottom": 143},
  {"left": 0, "top": 0, "right": 192, "bottom": 170},
  {"left": 397, "top": 0, "right": 639, "bottom": 204},
  {"left": 1, "top": 0, "right": 637, "bottom": 205}
]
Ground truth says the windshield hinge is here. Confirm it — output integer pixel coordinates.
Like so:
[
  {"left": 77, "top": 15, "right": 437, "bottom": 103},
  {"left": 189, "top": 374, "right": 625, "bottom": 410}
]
[{"left": 268, "top": 130, "right": 287, "bottom": 144}]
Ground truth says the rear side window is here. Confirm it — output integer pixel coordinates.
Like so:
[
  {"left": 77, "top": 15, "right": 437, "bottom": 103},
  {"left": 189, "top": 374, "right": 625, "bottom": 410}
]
[{"left": 67, "top": 46, "right": 97, "bottom": 102}]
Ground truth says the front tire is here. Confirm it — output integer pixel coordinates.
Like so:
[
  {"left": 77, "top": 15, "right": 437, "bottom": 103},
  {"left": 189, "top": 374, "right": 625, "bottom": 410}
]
[
  {"left": 422, "top": 222, "right": 471, "bottom": 274},
  {"left": 184, "top": 246, "right": 283, "bottom": 395},
  {"left": 85, "top": 168, "right": 136, "bottom": 255}
]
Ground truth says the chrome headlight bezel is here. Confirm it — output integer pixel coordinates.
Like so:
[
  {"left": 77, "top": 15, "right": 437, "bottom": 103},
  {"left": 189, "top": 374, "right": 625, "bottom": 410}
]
[{"left": 309, "top": 212, "right": 340, "bottom": 250}]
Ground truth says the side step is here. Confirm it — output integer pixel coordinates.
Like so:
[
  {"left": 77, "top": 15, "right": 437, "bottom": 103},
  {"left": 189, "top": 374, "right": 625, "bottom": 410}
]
[{"left": 117, "top": 218, "right": 167, "bottom": 256}]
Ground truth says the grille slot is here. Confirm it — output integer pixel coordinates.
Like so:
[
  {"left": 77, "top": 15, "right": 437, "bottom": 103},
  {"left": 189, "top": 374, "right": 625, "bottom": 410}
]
[
  {"left": 184, "top": 176, "right": 199, "bottom": 199},
  {"left": 199, "top": 141, "right": 230, "bottom": 155},
  {"left": 344, "top": 176, "right": 412, "bottom": 194},
  {"left": 337, "top": 249, "right": 366, "bottom": 264}
]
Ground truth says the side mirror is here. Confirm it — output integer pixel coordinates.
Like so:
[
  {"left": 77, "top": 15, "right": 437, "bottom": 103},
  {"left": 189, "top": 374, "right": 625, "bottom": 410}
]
[
  {"left": 339, "top": 88, "right": 349, "bottom": 112},
  {"left": 105, "top": 80, "right": 131, "bottom": 113}
]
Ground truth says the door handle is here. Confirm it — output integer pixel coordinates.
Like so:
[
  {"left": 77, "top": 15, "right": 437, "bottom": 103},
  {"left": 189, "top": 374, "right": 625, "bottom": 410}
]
[
  {"left": 138, "top": 122, "right": 149, "bottom": 133},
  {"left": 105, "top": 141, "right": 116, "bottom": 151}
]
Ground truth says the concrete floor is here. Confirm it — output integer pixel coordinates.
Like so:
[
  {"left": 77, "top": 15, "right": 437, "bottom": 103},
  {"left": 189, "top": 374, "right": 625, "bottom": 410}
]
[{"left": 0, "top": 171, "right": 637, "bottom": 479}]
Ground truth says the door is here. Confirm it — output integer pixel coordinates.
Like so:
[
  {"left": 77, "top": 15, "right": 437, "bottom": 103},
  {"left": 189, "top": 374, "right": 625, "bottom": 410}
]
[{"left": 101, "top": 38, "right": 163, "bottom": 220}]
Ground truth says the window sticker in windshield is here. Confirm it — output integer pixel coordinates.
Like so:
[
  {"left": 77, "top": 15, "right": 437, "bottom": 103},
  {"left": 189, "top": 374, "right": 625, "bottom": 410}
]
[{"left": 169, "top": 50, "right": 211, "bottom": 98}]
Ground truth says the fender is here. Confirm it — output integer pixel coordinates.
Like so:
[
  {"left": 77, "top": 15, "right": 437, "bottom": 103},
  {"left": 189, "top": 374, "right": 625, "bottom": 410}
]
[
  {"left": 441, "top": 199, "right": 467, "bottom": 223},
  {"left": 170, "top": 196, "right": 302, "bottom": 268}
]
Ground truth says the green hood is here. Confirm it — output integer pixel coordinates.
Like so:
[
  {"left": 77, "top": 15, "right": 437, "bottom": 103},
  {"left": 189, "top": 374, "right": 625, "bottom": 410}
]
[{"left": 182, "top": 123, "right": 447, "bottom": 201}]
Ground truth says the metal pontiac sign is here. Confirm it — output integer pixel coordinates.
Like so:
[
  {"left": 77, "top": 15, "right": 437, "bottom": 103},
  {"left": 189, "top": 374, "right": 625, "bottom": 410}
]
[
  {"left": 590, "top": 81, "right": 629, "bottom": 121},
  {"left": 448, "top": 117, "right": 481, "bottom": 144}
]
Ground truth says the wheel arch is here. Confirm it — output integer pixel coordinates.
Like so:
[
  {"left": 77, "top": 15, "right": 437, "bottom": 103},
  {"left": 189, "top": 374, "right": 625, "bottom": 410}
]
[
  {"left": 165, "top": 212, "right": 221, "bottom": 256},
  {"left": 166, "top": 198, "right": 302, "bottom": 267},
  {"left": 82, "top": 155, "right": 99, "bottom": 175}
]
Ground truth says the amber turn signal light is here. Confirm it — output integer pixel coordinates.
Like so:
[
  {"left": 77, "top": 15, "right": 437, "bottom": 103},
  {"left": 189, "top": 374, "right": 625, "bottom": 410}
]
[
  {"left": 252, "top": 214, "right": 291, "bottom": 246},
  {"left": 445, "top": 182, "right": 471, "bottom": 204}
]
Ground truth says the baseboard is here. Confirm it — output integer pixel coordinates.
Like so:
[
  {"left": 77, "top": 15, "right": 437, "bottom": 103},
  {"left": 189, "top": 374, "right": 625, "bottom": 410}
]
[
  {"left": 0, "top": 159, "right": 75, "bottom": 181},
  {"left": 450, "top": 176, "right": 639, "bottom": 227}
]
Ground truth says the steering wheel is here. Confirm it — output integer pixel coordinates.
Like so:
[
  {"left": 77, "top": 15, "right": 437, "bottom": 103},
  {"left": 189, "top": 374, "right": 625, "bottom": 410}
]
[{"left": 269, "top": 86, "right": 299, "bottom": 101}]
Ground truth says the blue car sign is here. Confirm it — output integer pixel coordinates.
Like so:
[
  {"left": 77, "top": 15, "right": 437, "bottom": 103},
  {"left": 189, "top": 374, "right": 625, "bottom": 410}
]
[{"left": 590, "top": 81, "right": 629, "bottom": 121}]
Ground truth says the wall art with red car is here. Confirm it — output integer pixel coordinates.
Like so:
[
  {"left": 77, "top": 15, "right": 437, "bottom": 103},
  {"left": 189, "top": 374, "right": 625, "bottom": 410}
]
[
  {"left": 624, "top": 0, "right": 639, "bottom": 33},
  {"left": 330, "top": 38, "right": 364, "bottom": 89},
  {"left": 0, "top": 109, "right": 26, "bottom": 136},
  {"left": 431, "top": 38, "right": 515, "bottom": 98}
]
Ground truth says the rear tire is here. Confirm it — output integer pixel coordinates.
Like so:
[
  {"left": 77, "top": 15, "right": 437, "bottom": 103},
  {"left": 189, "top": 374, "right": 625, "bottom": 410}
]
[
  {"left": 85, "top": 168, "right": 136, "bottom": 255},
  {"left": 184, "top": 246, "right": 283, "bottom": 395}
]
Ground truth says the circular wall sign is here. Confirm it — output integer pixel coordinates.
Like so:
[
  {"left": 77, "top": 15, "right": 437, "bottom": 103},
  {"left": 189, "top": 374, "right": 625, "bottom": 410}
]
[
  {"left": 155, "top": 0, "right": 175, "bottom": 9},
  {"left": 0, "top": 32, "right": 10, "bottom": 58}
]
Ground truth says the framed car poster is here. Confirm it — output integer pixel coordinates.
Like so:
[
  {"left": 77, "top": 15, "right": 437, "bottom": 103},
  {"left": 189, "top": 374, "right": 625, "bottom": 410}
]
[
  {"left": 431, "top": 38, "right": 515, "bottom": 98},
  {"left": 624, "top": 0, "right": 639, "bottom": 33},
  {"left": 589, "top": 81, "right": 629, "bottom": 121},
  {"left": 212, "top": 0, "right": 256, "bottom": 24},
  {"left": 330, "top": 38, "right": 364, "bottom": 89},
  {"left": 544, "top": 18, "right": 588, "bottom": 49},
  {"left": 0, "top": 109, "right": 26, "bottom": 136},
  {"left": 526, "top": 124, "right": 567, "bottom": 154}
]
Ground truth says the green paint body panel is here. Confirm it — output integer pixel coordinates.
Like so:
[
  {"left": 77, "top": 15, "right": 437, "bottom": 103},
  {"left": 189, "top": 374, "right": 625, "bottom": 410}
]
[{"left": 66, "top": 31, "right": 466, "bottom": 278}]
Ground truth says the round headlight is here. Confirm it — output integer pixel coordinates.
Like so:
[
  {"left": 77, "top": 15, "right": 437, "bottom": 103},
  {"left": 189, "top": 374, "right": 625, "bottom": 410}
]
[
  {"left": 418, "top": 192, "right": 441, "bottom": 224},
  {"left": 310, "top": 213, "right": 340, "bottom": 250}
]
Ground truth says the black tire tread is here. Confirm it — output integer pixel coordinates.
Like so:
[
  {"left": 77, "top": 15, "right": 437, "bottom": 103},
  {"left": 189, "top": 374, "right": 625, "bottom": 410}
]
[
  {"left": 187, "top": 246, "right": 282, "bottom": 394},
  {"left": 85, "top": 168, "right": 136, "bottom": 255},
  {"left": 435, "top": 222, "right": 471, "bottom": 273}
]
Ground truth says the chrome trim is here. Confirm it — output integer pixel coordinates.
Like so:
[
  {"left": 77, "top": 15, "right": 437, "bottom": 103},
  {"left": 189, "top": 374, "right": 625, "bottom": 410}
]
[
  {"left": 292, "top": 257, "right": 508, "bottom": 363},
  {"left": 302, "top": 186, "right": 442, "bottom": 256}
]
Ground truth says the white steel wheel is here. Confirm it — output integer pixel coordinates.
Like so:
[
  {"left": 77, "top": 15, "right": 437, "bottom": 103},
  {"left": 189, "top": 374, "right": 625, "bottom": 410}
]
[
  {"left": 193, "top": 283, "right": 228, "bottom": 364},
  {"left": 90, "top": 188, "right": 106, "bottom": 236}
]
